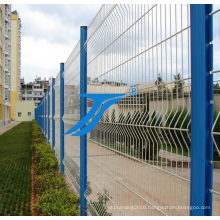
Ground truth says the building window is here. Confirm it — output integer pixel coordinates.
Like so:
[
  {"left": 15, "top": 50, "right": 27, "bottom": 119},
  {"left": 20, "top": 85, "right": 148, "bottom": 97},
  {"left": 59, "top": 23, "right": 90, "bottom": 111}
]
[
  {"left": 18, "top": 112, "right": 22, "bottom": 117},
  {"left": 28, "top": 112, "right": 31, "bottom": 117}
]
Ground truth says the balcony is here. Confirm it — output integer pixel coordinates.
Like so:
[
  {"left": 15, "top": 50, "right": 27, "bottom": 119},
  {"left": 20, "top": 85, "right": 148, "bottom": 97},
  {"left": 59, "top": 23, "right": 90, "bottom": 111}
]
[
  {"left": 33, "top": 83, "right": 41, "bottom": 86},
  {"left": 22, "top": 92, "right": 33, "bottom": 97},
  {"left": 33, "top": 88, "right": 44, "bottom": 92},
  {"left": 4, "top": 66, "right": 8, "bottom": 72},
  {"left": 24, "top": 99, "right": 34, "bottom": 102},
  {"left": 4, "top": 100, "right": 10, "bottom": 106},
  {"left": 5, "top": 70, "right": 11, "bottom": 76},
  {"left": 5, "top": 49, "right": 9, "bottom": 56},
  {"left": 4, "top": 33, "right": 9, "bottom": 39},
  {"left": 4, "top": 84, "right": 9, "bottom": 89},
  {"left": 33, "top": 94, "right": 43, "bottom": 98}
]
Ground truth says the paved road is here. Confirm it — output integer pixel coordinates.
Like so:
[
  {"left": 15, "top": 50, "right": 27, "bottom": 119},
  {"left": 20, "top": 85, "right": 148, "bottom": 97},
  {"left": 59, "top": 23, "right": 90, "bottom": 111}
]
[
  {"left": 159, "top": 150, "right": 190, "bottom": 162},
  {"left": 64, "top": 135, "right": 220, "bottom": 216}
]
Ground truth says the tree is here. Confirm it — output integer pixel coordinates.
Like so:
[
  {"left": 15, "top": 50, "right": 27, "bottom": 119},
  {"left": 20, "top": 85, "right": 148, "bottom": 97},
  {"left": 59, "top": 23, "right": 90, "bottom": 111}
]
[
  {"left": 214, "top": 82, "right": 220, "bottom": 94},
  {"left": 173, "top": 73, "right": 185, "bottom": 98},
  {"left": 155, "top": 74, "right": 165, "bottom": 93},
  {"left": 155, "top": 74, "right": 170, "bottom": 100}
]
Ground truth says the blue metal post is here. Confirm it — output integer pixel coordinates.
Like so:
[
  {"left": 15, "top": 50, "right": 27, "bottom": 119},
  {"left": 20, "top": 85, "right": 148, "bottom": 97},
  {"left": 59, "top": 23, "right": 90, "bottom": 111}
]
[
  {"left": 47, "top": 91, "right": 49, "bottom": 141},
  {"left": 47, "top": 92, "right": 48, "bottom": 140},
  {"left": 39, "top": 102, "right": 41, "bottom": 126},
  {"left": 41, "top": 100, "right": 43, "bottom": 130},
  {"left": 42, "top": 96, "right": 44, "bottom": 133},
  {"left": 42, "top": 100, "right": 43, "bottom": 130},
  {"left": 40, "top": 100, "right": 43, "bottom": 130},
  {"left": 42, "top": 99, "right": 43, "bottom": 131},
  {"left": 41, "top": 99, "right": 43, "bottom": 131},
  {"left": 190, "top": 4, "right": 213, "bottom": 216},
  {"left": 45, "top": 93, "right": 47, "bottom": 138},
  {"left": 80, "top": 26, "right": 87, "bottom": 216},
  {"left": 60, "top": 63, "right": 65, "bottom": 174},
  {"left": 45, "top": 92, "right": 48, "bottom": 140},
  {"left": 47, "top": 87, "right": 50, "bottom": 144},
  {"left": 44, "top": 94, "right": 46, "bottom": 136},
  {"left": 52, "top": 78, "right": 55, "bottom": 149}
]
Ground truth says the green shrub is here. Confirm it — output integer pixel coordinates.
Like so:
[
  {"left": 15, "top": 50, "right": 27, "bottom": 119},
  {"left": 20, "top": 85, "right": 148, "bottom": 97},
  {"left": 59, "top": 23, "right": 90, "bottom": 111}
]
[
  {"left": 32, "top": 120, "right": 80, "bottom": 216},
  {"left": 90, "top": 108, "right": 160, "bottom": 160},
  {"left": 35, "top": 189, "right": 79, "bottom": 216},
  {"left": 163, "top": 108, "right": 191, "bottom": 150},
  {"left": 90, "top": 189, "right": 112, "bottom": 216},
  {"left": 36, "top": 173, "right": 66, "bottom": 194}
]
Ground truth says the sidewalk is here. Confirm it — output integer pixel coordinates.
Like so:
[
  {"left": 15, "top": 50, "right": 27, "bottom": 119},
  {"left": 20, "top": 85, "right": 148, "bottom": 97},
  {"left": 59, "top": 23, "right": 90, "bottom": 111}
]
[
  {"left": 0, "top": 121, "right": 21, "bottom": 135},
  {"left": 159, "top": 149, "right": 191, "bottom": 162}
]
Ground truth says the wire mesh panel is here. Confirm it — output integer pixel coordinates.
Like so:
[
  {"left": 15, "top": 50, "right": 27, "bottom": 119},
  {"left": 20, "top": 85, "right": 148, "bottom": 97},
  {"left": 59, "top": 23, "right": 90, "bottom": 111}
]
[
  {"left": 211, "top": 4, "right": 220, "bottom": 216},
  {"left": 63, "top": 42, "right": 81, "bottom": 194},
  {"left": 85, "top": 4, "right": 192, "bottom": 216},
  {"left": 33, "top": 3, "right": 219, "bottom": 216},
  {"left": 54, "top": 73, "right": 61, "bottom": 161}
]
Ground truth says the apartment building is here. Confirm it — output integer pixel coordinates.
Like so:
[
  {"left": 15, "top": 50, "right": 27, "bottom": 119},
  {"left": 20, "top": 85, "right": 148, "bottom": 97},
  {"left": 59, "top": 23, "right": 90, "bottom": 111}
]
[
  {"left": 10, "top": 10, "right": 21, "bottom": 120},
  {"left": 21, "top": 77, "right": 50, "bottom": 108},
  {"left": 0, "top": 4, "right": 11, "bottom": 126}
]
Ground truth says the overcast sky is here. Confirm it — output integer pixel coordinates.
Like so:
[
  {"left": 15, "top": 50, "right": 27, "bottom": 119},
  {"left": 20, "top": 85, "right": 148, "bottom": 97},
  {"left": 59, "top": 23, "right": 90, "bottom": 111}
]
[
  {"left": 11, "top": 4, "right": 220, "bottom": 84},
  {"left": 12, "top": 4, "right": 101, "bottom": 83}
]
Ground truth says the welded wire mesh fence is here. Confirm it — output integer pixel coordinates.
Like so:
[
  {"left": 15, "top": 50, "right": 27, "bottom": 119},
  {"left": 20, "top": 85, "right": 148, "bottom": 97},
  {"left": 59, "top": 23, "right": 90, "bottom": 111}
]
[
  {"left": 63, "top": 42, "right": 81, "bottom": 194},
  {"left": 35, "top": 4, "right": 220, "bottom": 216},
  {"left": 211, "top": 4, "right": 220, "bottom": 216},
  {"left": 85, "top": 4, "right": 192, "bottom": 216}
]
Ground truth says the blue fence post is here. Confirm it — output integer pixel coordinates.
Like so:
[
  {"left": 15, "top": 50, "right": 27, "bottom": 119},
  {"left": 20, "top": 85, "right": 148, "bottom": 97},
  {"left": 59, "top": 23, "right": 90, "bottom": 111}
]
[
  {"left": 52, "top": 78, "right": 55, "bottom": 149},
  {"left": 44, "top": 93, "right": 46, "bottom": 136},
  {"left": 47, "top": 91, "right": 49, "bottom": 141},
  {"left": 45, "top": 93, "right": 47, "bottom": 138},
  {"left": 47, "top": 87, "right": 50, "bottom": 144},
  {"left": 45, "top": 90, "right": 48, "bottom": 142},
  {"left": 45, "top": 92, "right": 47, "bottom": 140},
  {"left": 42, "top": 96, "right": 44, "bottom": 133},
  {"left": 41, "top": 99, "right": 43, "bottom": 130},
  {"left": 190, "top": 4, "right": 213, "bottom": 216},
  {"left": 80, "top": 26, "right": 87, "bottom": 216},
  {"left": 42, "top": 99, "right": 44, "bottom": 131},
  {"left": 42, "top": 99, "right": 43, "bottom": 131},
  {"left": 60, "top": 63, "right": 65, "bottom": 174},
  {"left": 41, "top": 100, "right": 42, "bottom": 129},
  {"left": 40, "top": 101, "right": 42, "bottom": 130}
]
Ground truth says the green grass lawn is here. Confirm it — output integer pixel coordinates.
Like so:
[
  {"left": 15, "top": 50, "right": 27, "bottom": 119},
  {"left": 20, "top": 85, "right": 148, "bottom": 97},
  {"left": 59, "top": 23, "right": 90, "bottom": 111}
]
[{"left": 0, "top": 122, "right": 32, "bottom": 216}]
